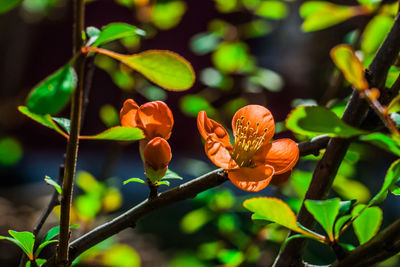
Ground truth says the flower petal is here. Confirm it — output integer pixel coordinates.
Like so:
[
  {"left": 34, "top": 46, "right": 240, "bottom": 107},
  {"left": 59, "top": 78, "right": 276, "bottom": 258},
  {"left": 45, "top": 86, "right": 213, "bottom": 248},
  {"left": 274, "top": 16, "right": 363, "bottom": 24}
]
[
  {"left": 269, "top": 170, "right": 292, "bottom": 186},
  {"left": 228, "top": 164, "right": 274, "bottom": 192},
  {"left": 138, "top": 101, "right": 174, "bottom": 140},
  {"left": 254, "top": 138, "right": 299, "bottom": 175},
  {"left": 232, "top": 105, "right": 275, "bottom": 144},
  {"left": 205, "top": 136, "right": 237, "bottom": 170},
  {"left": 120, "top": 99, "right": 140, "bottom": 128},
  {"left": 197, "top": 111, "right": 231, "bottom": 147}
]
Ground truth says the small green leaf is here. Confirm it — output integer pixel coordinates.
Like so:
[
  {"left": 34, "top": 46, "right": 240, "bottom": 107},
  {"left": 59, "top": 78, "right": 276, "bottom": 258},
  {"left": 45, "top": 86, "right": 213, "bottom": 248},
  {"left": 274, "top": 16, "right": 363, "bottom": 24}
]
[
  {"left": 334, "top": 214, "right": 352, "bottom": 239},
  {"left": 218, "top": 249, "right": 243, "bottom": 266},
  {"left": 52, "top": 117, "right": 71, "bottom": 134},
  {"left": 44, "top": 176, "right": 62, "bottom": 195},
  {"left": 180, "top": 95, "right": 217, "bottom": 118},
  {"left": 212, "top": 42, "right": 254, "bottom": 74},
  {"left": 370, "top": 159, "right": 400, "bottom": 205},
  {"left": 97, "top": 49, "right": 195, "bottom": 91},
  {"left": 190, "top": 32, "right": 221, "bottom": 55},
  {"left": 352, "top": 205, "right": 382, "bottom": 244},
  {"left": 26, "top": 258, "right": 47, "bottom": 267},
  {"left": 155, "top": 180, "right": 169, "bottom": 186},
  {"left": 101, "top": 244, "right": 141, "bottom": 267},
  {"left": 0, "top": 137, "right": 23, "bottom": 166},
  {"left": 80, "top": 126, "right": 144, "bottom": 141},
  {"left": 99, "top": 105, "right": 120, "bottom": 127},
  {"left": 0, "top": 0, "right": 22, "bottom": 13},
  {"left": 333, "top": 175, "right": 371, "bottom": 203},
  {"left": 243, "top": 197, "right": 323, "bottom": 239},
  {"left": 181, "top": 207, "right": 213, "bottom": 234},
  {"left": 161, "top": 169, "right": 183, "bottom": 180},
  {"left": 280, "top": 234, "right": 322, "bottom": 253},
  {"left": 0, "top": 236, "right": 31, "bottom": 259},
  {"left": 290, "top": 170, "right": 312, "bottom": 199},
  {"left": 18, "top": 106, "right": 66, "bottom": 136},
  {"left": 330, "top": 44, "right": 368, "bottom": 90},
  {"left": 360, "top": 132, "right": 400, "bottom": 156},
  {"left": 123, "top": 178, "right": 147, "bottom": 185},
  {"left": 387, "top": 95, "right": 400, "bottom": 114},
  {"left": 26, "top": 63, "right": 77, "bottom": 115},
  {"left": 255, "top": 1, "right": 288, "bottom": 20},
  {"left": 304, "top": 198, "right": 341, "bottom": 241},
  {"left": 152, "top": 1, "right": 187, "bottom": 30},
  {"left": 34, "top": 240, "right": 58, "bottom": 257},
  {"left": 75, "top": 194, "right": 102, "bottom": 220},
  {"left": 338, "top": 200, "right": 357, "bottom": 217},
  {"left": 92, "top": 23, "right": 145, "bottom": 47},
  {"left": 6, "top": 231, "right": 35, "bottom": 260},
  {"left": 362, "top": 15, "right": 393, "bottom": 55},
  {"left": 41, "top": 224, "right": 79, "bottom": 243},
  {"left": 285, "top": 106, "right": 367, "bottom": 138}
]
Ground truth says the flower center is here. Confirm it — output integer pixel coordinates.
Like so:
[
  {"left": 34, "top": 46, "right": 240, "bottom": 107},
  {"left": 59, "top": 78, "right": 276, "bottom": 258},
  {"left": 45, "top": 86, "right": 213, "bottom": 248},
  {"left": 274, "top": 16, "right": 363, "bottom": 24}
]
[{"left": 231, "top": 116, "right": 268, "bottom": 167}]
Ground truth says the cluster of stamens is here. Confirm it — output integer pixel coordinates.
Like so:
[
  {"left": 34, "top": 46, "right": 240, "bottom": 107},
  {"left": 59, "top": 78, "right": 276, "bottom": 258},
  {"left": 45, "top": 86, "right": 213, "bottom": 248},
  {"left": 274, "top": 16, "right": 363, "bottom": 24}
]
[{"left": 231, "top": 116, "right": 268, "bottom": 167}]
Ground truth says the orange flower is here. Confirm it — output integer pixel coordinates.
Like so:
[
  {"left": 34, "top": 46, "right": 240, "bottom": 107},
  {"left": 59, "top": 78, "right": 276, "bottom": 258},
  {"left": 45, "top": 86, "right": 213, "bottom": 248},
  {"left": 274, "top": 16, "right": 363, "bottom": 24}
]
[
  {"left": 120, "top": 99, "right": 174, "bottom": 140},
  {"left": 144, "top": 137, "right": 172, "bottom": 182},
  {"left": 197, "top": 105, "right": 299, "bottom": 192}
]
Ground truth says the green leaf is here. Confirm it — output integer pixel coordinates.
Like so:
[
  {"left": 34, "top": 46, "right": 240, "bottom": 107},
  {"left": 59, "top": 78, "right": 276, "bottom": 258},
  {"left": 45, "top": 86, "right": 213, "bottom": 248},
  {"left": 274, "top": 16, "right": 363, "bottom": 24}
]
[
  {"left": 218, "top": 249, "right": 243, "bottom": 266},
  {"left": 360, "top": 132, "right": 400, "bottom": 156},
  {"left": 75, "top": 194, "right": 102, "bottom": 220},
  {"left": 97, "top": 49, "right": 195, "bottom": 91},
  {"left": 333, "top": 175, "right": 371, "bottom": 203},
  {"left": 330, "top": 44, "right": 368, "bottom": 90},
  {"left": 362, "top": 15, "right": 393, "bottom": 55},
  {"left": 34, "top": 240, "right": 58, "bottom": 257},
  {"left": 304, "top": 198, "right": 341, "bottom": 241},
  {"left": 181, "top": 207, "right": 213, "bottom": 234},
  {"left": 44, "top": 176, "right": 62, "bottom": 195},
  {"left": 80, "top": 126, "right": 144, "bottom": 141},
  {"left": 370, "top": 159, "right": 400, "bottom": 205},
  {"left": 334, "top": 214, "right": 352, "bottom": 239},
  {"left": 18, "top": 106, "right": 66, "bottom": 136},
  {"left": 285, "top": 106, "right": 367, "bottom": 138},
  {"left": 99, "top": 105, "right": 120, "bottom": 127},
  {"left": 101, "top": 244, "right": 141, "bottom": 267},
  {"left": 26, "top": 63, "right": 77, "bottom": 115},
  {"left": 5, "top": 231, "right": 35, "bottom": 260},
  {"left": 52, "top": 117, "right": 71, "bottom": 134},
  {"left": 190, "top": 32, "right": 221, "bottom": 55},
  {"left": 0, "top": 0, "right": 22, "bottom": 13},
  {"left": 255, "top": 1, "right": 288, "bottom": 20},
  {"left": 26, "top": 258, "right": 47, "bottom": 267},
  {"left": 180, "top": 95, "right": 217, "bottom": 118},
  {"left": 0, "top": 137, "right": 23, "bottom": 166},
  {"left": 41, "top": 224, "right": 79, "bottom": 243},
  {"left": 212, "top": 42, "right": 254, "bottom": 74},
  {"left": 152, "top": 1, "right": 187, "bottom": 30},
  {"left": 289, "top": 170, "right": 312, "bottom": 199},
  {"left": 0, "top": 236, "right": 31, "bottom": 259},
  {"left": 280, "top": 234, "right": 322, "bottom": 253},
  {"left": 161, "top": 169, "right": 183, "bottom": 180},
  {"left": 248, "top": 68, "right": 284, "bottom": 92},
  {"left": 352, "top": 205, "right": 382, "bottom": 244},
  {"left": 123, "top": 178, "right": 147, "bottom": 185},
  {"left": 243, "top": 197, "right": 323, "bottom": 239},
  {"left": 300, "top": 2, "right": 362, "bottom": 32},
  {"left": 92, "top": 23, "right": 145, "bottom": 47},
  {"left": 338, "top": 200, "right": 357, "bottom": 217},
  {"left": 387, "top": 95, "right": 400, "bottom": 114},
  {"left": 156, "top": 180, "right": 170, "bottom": 186}
]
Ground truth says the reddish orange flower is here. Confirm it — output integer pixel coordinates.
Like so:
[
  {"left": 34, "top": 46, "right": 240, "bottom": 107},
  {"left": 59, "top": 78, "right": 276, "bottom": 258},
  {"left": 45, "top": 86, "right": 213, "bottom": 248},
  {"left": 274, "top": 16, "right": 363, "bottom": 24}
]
[
  {"left": 144, "top": 137, "right": 172, "bottom": 182},
  {"left": 120, "top": 99, "right": 174, "bottom": 140},
  {"left": 197, "top": 105, "right": 299, "bottom": 192}
]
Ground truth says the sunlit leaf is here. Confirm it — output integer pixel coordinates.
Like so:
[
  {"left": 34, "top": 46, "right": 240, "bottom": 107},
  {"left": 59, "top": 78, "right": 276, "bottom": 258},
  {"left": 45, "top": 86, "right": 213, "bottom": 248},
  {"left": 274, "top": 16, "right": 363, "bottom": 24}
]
[
  {"left": 76, "top": 171, "right": 104, "bottom": 194},
  {"left": 180, "top": 95, "right": 217, "bottom": 117},
  {"left": 26, "top": 63, "right": 77, "bottom": 115},
  {"left": 156, "top": 180, "right": 170, "bottom": 186},
  {"left": 304, "top": 198, "right": 340, "bottom": 240},
  {"left": 0, "top": 137, "right": 23, "bottom": 166},
  {"left": 102, "top": 244, "right": 141, "bottom": 267},
  {"left": 369, "top": 159, "right": 400, "bottom": 205},
  {"left": 44, "top": 176, "right": 62, "bottom": 195},
  {"left": 18, "top": 106, "right": 66, "bottom": 137},
  {"left": 255, "top": 1, "right": 288, "bottom": 20},
  {"left": 99, "top": 105, "right": 120, "bottom": 127},
  {"left": 210, "top": 189, "right": 235, "bottom": 211},
  {"left": 0, "top": 0, "right": 22, "bottom": 13},
  {"left": 285, "top": 106, "right": 367, "bottom": 138},
  {"left": 52, "top": 117, "right": 71, "bottom": 134},
  {"left": 218, "top": 249, "right": 243, "bottom": 265},
  {"left": 289, "top": 170, "right": 312, "bottom": 198},
  {"left": 152, "top": 1, "right": 186, "bottom": 30},
  {"left": 102, "top": 187, "right": 122, "bottom": 212},
  {"left": 360, "top": 132, "right": 400, "bottom": 156},
  {"left": 352, "top": 205, "right": 382, "bottom": 244},
  {"left": 169, "top": 252, "right": 206, "bottom": 267},
  {"left": 26, "top": 259, "right": 46, "bottom": 267},
  {"left": 385, "top": 66, "right": 400, "bottom": 88},
  {"left": 161, "top": 169, "right": 183, "bottom": 180},
  {"left": 243, "top": 197, "right": 323, "bottom": 239},
  {"left": 92, "top": 23, "right": 145, "bottom": 47},
  {"left": 96, "top": 49, "right": 195, "bottom": 90},
  {"left": 181, "top": 208, "right": 213, "bottom": 234},
  {"left": 80, "top": 126, "right": 144, "bottom": 141},
  {"left": 362, "top": 15, "right": 393, "bottom": 55},
  {"left": 123, "top": 178, "right": 147, "bottom": 185},
  {"left": 75, "top": 194, "right": 102, "bottom": 220},
  {"left": 333, "top": 175, "right": 370, "bottom": 203},
  {"left": 8, "top": 231, "right": 34, "bottom": 259},
  {"left": 214, "top": 0, "right": 237, "bottom": 13},
  {"left": 112, "top": 69, "right": 135, "bottom": 91},
  {"left": 387, "top": 95, "right": 400, "bottom": 114},
  {"left": 212, "top": 42, "right": 254, "bottom": 74},
  {"left": 330, "top": 44, "right": 368, "bottom": 90},
  {"left": 334, "top": 214, "right": 352, "bottom": 239},
  {"left": 239, "top": 20, "right": 273, "bottom": 39}
]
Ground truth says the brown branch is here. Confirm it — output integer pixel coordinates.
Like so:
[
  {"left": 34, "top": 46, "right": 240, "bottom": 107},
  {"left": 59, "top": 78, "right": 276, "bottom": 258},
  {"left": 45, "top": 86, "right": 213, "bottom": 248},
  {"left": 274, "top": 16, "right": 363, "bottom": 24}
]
[
  {"left": 273, "top": 10, "right": 400, "bottom": 267},
  {"left": 57, "top": 0, "right": 86, "bottom": 265}
]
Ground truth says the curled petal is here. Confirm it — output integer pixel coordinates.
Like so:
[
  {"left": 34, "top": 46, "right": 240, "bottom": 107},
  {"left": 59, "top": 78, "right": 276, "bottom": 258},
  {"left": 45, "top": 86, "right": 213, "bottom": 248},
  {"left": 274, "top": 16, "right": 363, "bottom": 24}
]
[
  {"left": 120, "top": 99, "right": 140, "bottom": 128},
  {"left": 228, "top": 164, "right": 274, "bottom": 192},
  {"left": 197, "top": 111, "right": 231, "bottom": 147},
  {"left": 232, "top": 105, "right": 275, "bottom": 144},
  {"left": 269, "top": 170, "right": 292, "bottom": 186},
  {"left": 205, "top": 136, "right": 237, "bottom": 170},
  {"left": 138, "top": 101, "right": 174, "bottom": 140},
  {"left": 254, "top": 138, "right": 299, "bottom": 175}
]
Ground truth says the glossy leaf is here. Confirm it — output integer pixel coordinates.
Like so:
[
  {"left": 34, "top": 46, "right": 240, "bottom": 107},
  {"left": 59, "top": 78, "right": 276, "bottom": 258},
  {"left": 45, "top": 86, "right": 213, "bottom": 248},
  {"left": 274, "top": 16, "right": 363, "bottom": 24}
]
[
  {"left": 304, "top": 198, "right": 340, "bottom": 241},
  {"left": 97, "top": 49, "right": 195, "bottom": 90},
  {"left": 26, "top": 259, "right": 47, "bottom": 267},
  {"left": 26, "top": 63, "right": 77, "bottom": 115},
  {"left": 18, "top": 106, "right": 66, "bottom": 136},
  {"left": 92, "top": 23, "right": 145, "bottom": 47},
  {"left": 35, "top": 240, "right": 58, "bottom": 257},
  {"left": 360, "top": 132, "right": 400, "bottom": 156},
  {"left": 330, "top": 44, "right": 368, "bottom": 90},
  {"left": 52, "top": 117, "right": 71, "bottom": 134},
  {"left": 0, "top": 0, "right": 22, "bottom": 13},
  {"left": 0, "top": 137, "right": 23, "bottom": 166},
  {"left": 44, "top": 176, "right": 62, "bottom": 195},
  {"left": 285, "top": 106, "right": 366, "bottom": 138},
  {"left": 80, "top": 126, "right": 144, "bottom": 141},
  {"left": 41, "top": 224, "right": 79, "bottom": 243},
  {"left": 255, "top": 1, "right": 288, "bottom": 20},
  {"left": 362, "top": 15, "right": 393, "bottom": 55},
  {"left": 243, "top": 197, "right": 323, "bottom": 239},
  {"left": 8, "top": 231, "right": 34, "bottom": 259},
  {"left": 161, "top": 169, "right": 183, "bottom": 180},
  {"left": 156, "top": 180, "right": 170, "bottom": 186},
  {"left": 369, "top": 159, "right": 400, "bottom": 205},
  {"left": 123, "top": 178, "right": 147, "bottom": 185},
  {"left": 334, "top": 214, "right": 352, "bottom": 239},
  {"left": 352, "top": 205, "right": 382, "bottom": 244}
]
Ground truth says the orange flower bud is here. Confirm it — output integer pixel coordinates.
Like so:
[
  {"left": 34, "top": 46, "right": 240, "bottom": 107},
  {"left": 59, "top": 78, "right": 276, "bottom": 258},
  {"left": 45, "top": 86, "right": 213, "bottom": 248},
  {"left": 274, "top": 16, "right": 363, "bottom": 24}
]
[{"left": 144, "top": 137, "right": 172, "bottom": 182}]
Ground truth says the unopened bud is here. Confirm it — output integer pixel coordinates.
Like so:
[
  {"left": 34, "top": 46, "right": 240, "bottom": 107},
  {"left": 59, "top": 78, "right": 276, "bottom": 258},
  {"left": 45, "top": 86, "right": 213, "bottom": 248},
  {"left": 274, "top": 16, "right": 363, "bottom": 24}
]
[{"left": 144, "top": 137, "right": 172, "bottom": 182}]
